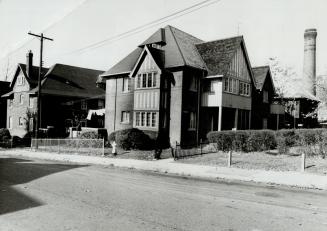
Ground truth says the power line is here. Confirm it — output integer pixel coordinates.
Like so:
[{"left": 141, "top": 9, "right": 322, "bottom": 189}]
[
  {"left": 63, "top": 0, "right": 221, "bottom": 56},
  {"left": 0, "top": 0, "right": 89, "bottom": 63}
]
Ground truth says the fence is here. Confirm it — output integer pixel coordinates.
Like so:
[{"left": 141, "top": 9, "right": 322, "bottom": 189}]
[
  {"left": 31, "top": 138, "right": 105, "bottom": 156},
  {"left": 172, "top": 141, "right": 216, "bottom": 160}
]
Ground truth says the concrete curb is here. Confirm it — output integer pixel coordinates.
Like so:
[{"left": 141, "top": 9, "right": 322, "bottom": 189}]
[{"left": 1, "top": 149, "right": 327, "bottom": 190}]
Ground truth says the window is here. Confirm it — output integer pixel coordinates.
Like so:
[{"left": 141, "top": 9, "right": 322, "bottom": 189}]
[
  {"left": 263, "top": 118, "right": 268, "bottom": 129},
  {"left": 9, "top": 99, "right": 13, "bottom": 107},
  {"left": 135, "top": 112, "right": 140, "bottom": 126},
  {"left": 142, "top": 74, "right": 147, "bottom": 88},
  {"left": 81, "top": 100, "right": 87, "bottom": 110},
  {"left": 189, "top": 112, "right": 196, "bottom": 130},
  {"left": 98, "top": 99, "right": 104, "bottom": 108},
  {"left": 17, "top": 75, "right": 24, "bottom": 86},
  {"left": 239, "top": 81, "right": 251, "bottom": 96},
  {"left": 121, "top": 111, "right": 130, "bottom": 123},
  {"left": 8, "top": 117, "right": 12, "bottom": 129},
  {"left": 122, "top": 77, "right": 130, "bottom": 92},
  {"left": 147, "top": 73, "right": 153, "bottom": 88},
  {"left": 137, "top": 74, "right": 141, "bottom": 88},
  {"left": 151, "top": 113, "right": 156, "bottom": 127},
  {"left": 19, "top": 94, "right": 24, "bottom": 104},
  {"left": 19, "top": 117, "right": 24, "bottom": 127},
  {"left": 152, "top": 73, "right": 157, "bottom": 87},
  {"left": 224, "top": 78, "right": 229, "bottom": 92},
  {"left": 136, "top": 72, "right": 158, "bottom": 89},
  {"left": 135, "top": 111, "right": 157, "bottom": 128},
  {"left": 263, "top": 90, "right": 269, "bottom": 103},
  {"left": 29, "top": 97, "right": 33, "bottom": 108}
]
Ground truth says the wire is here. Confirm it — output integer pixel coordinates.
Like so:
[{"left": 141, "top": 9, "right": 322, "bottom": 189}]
[{"left": 63, "top": 0, "right": 221, "bottom": 56}]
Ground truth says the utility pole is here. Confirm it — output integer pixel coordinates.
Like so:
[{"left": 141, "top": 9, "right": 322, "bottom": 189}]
[{"left": 28, "top": 32, "right": 53, "bottom": 149}]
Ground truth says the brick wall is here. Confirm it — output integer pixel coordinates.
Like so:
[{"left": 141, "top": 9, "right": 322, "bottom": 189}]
[{"left": 105, "top": 77, "right": 134, "bottom": 136}]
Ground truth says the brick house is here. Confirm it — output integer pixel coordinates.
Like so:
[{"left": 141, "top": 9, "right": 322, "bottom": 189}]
[
  {"left": 98, "top": 25, "right": 279, "bottom": 146},
  {"left": 252, "top": 66, "right": 285, "bottom": 130},
  {"left": 2, "top": 51, "right": 105, "bottom": 137},
  {"left": 0, "top": 80, "right": 10, "bottom": 128}
]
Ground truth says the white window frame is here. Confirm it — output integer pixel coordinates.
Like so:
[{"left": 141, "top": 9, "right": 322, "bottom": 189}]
[
  {"left": 8, "top": 116, "right": 12, "bottom": 129},
  {"left": 19, "top": 117, "right": 24, "bottom": 127},
  {"left": 29, "top": 97, "right": 33, "bottom": 108},
  {"left": 122, "top": 77, "right": 130, "bottom": 93},
  {"left": 19, "top": 94, "right": 24, "bottom": 105},
  {"left": 121, "top": 111, "right": 130, "bottom": 124},
  {"left": 134, "top": 111, "right": 157, "bottom": 128},
  {"left": 135, "top": 72, "right": 157, "bottom": 89}
]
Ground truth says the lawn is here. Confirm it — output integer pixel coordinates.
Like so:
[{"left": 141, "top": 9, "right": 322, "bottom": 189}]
[{"left": 177, "top": 150, "right": 327, "bottom": 175}]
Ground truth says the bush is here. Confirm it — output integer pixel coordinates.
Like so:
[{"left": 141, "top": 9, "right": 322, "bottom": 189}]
[
  {"left": 108, "top": 128, "right": 155, "bottom": 150},
  {"left": 295, "top": 129, "right": 326, "bottom": 157},
  {"left": 207, "top": 130, "right": 276, "bottom": 152},
  {"left": 275, "top": 129, "right": 297, "bottom": 154},
  {"left": 0, "top": 128, "right": 11, "bottom": 148},
  {"left": 80, "top": 131, "right": 98, "bottom": 139}
]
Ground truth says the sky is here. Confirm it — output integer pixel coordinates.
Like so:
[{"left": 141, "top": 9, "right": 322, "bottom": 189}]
[{"left": 0, "top": 0, "right": 326, "bottom": 82}]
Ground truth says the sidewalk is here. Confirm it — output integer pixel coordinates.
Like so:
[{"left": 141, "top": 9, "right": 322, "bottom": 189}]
[{"left": 2, "top": 148, "right": 327, "bottom": 190}]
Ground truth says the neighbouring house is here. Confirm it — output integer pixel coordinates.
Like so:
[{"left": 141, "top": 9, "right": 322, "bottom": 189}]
[
  {"left": 2, "top": 50, "right": 105, "bottom": 138},
  {"left": 252, "top": 66, "right": 285, "bottom": 130},
  {"left": 98, "top": 25, "right": 285, "bottom": 147},
  {"left": 0, "top": 80, "right": 10, "bottom": 128}
]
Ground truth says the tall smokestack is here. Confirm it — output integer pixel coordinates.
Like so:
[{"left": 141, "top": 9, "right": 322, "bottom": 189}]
[
  {"left": 303, "top": 28, "right": 317, "bottom": 95},
  {"left": 26, "top": 50, "right": 33, "bottom": 78}
]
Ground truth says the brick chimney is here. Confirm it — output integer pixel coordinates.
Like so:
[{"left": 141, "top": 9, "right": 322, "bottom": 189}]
[
  {"left": 26, "top": 50, "right": 33, "bottom": 78},
  {"left": 303, "top": 28, "right": 317, "bottom": 95}
]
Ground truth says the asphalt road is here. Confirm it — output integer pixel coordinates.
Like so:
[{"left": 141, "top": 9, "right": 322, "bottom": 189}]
[{"left": 1, "top": 155, "right": 327, "bottom": 231}]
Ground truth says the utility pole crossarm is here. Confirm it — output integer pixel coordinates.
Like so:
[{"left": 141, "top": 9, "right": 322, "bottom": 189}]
[{"left": 28, "top": 32, "right": 53, "bottom": 41}]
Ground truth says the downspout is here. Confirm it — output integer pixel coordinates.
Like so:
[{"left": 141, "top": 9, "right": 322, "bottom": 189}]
[{"left": 113, "top": 78, "right": 117, "bottom": 131}]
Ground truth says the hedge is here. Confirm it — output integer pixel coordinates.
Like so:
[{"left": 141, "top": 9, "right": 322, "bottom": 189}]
[
  {"left": 207, "top": 130, "right": 276, "bottom": 152},
  {"left": 108, "top": 128, "right": 155, "bottom": 150},
  {"left": 207, "top": 128, "right": 327, "bottom": 157}
]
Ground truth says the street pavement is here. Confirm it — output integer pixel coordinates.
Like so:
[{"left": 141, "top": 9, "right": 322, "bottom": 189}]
[{"left": 1, "top": 155, "right": 327, "bottom": 231}]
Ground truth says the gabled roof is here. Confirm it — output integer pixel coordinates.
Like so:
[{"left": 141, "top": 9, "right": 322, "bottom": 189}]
[
  {"left": 10, "top": 63, "right": 49, "bottom": 88},
  {"left": 252, "top": 65, "right": 276, "bottom": 92},
  {"left": 130, "top": 45, "right": 165, "bottom": 77},
  {"left": 99, "top": 25, "right": 206, "bottom": 80},
  {"left": 36, "top": 64, "right": 105, "bottom": 99},
  {"left": 195, "top": 36, "right": 244, "bottom": 77}
]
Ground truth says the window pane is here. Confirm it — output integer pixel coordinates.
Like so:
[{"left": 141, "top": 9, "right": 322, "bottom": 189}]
[
  {"left": 135, "top": 112, "right": 140, "bottom": 126},
  {"left": 153, "top": 73, "right": 157, "bottom": 87},
  {"left": 137, "top": 75, "right": 141, "bottom": 88},
  {"left": 146, "top": 112, "right": 151, "bottom": 126},
  {"left": 151, "top": 113, "right": 156, "bottom": 127},
  {"left": 142, "top": 74, "right": 147, "bottom": 88},
  {"left": 147, "top": 73, "right": 152, "bottom": 87}
]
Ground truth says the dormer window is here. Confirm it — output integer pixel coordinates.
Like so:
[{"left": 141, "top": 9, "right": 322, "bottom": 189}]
[{"left": 151, "top": 43, "right": 162, "bottom": 49}]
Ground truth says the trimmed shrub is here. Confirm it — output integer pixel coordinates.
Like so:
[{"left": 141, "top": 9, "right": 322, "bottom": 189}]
[
  {"left": 0, "top": 128, "right": 10, "bottom": 141},
  {"left": 0, "top": 128, "right": 11, "bottom": 148},
  {"left": 108, "top": 128, "right": 155, "bottom": 150},
  {"left": 80, "top": 131, "right": 98, "bottom": 139},
  {"left": 275, "top": 129, "right": 297, "bottom": 154},
  {"left": 207, "top": 129, "right": 276, "bottom": 153}
]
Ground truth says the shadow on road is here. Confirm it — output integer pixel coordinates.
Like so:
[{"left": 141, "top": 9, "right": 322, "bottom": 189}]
[{"left": 0, "top": 157, "right": 87, "bottom": 215}]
